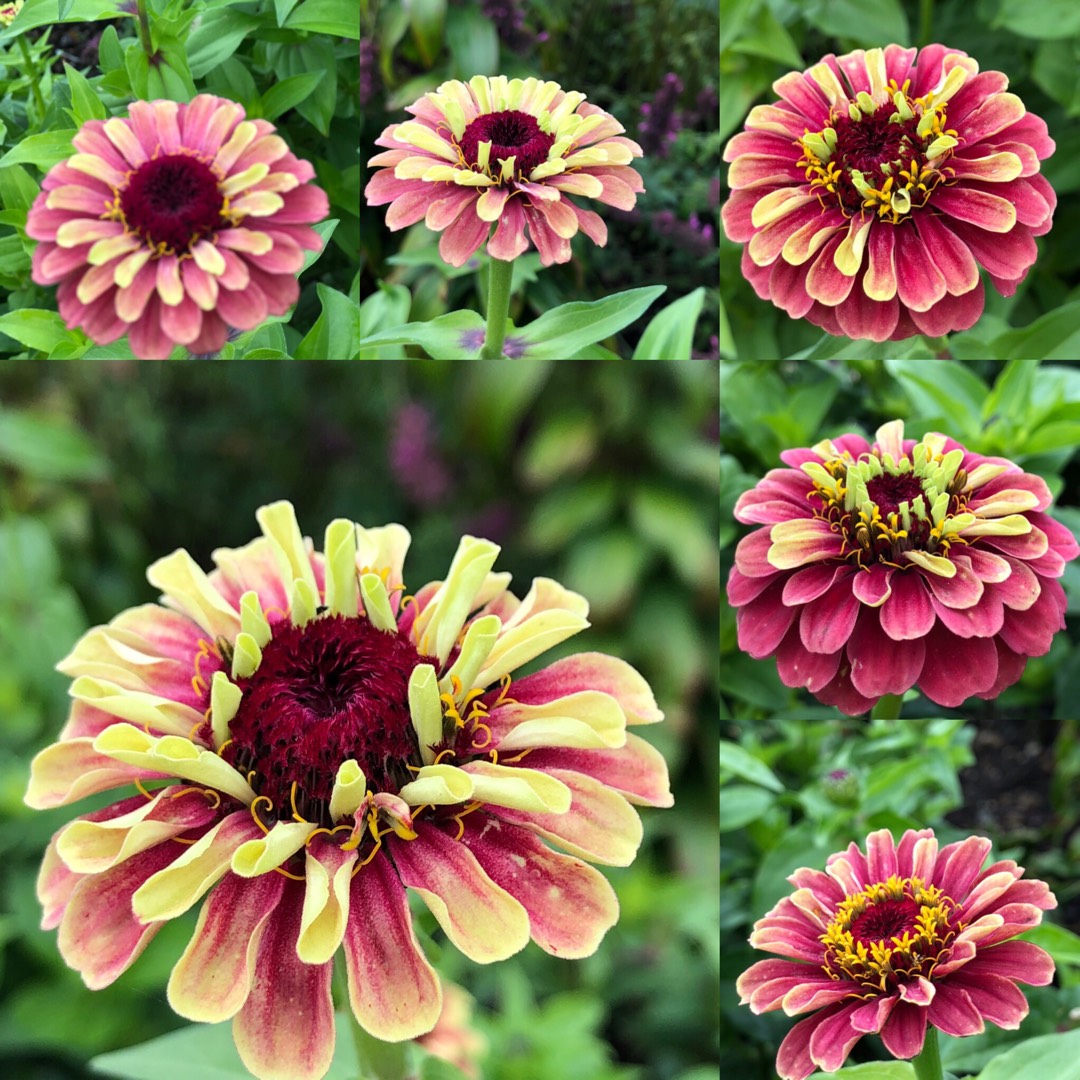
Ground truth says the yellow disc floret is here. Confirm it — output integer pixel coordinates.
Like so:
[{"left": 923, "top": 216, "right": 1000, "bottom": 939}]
[{"left": 821, "top": 875, "right": 962, "bottom": 992}]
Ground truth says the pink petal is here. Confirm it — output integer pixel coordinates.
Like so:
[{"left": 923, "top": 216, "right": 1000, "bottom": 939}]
[
  {"left": 168, "top": 870, "right": 285, "bottom": 1022},
  {"left": 459, "top": 814, "right": 619, "bottom": 958},
  {"left": 879, "top": 571, "right": 935, "bottom": 640},
  {"left": 57, "top": 842, "right": 174, "bottom": 989},
  {"left": 233, "top": 883, "right": 335, "bottom": 1080},
  {"left": 798, "top": 578, "right": 860, "bottom": 654},
  {"left": 916, "top": 624, "right": 999, "bottom": 706},
  {"left": 736, "top": 580, "right": 798, "bottom": 659},
  {"left": 878, "top": 999, "right": 927, "bottom": 1059},
  {"left": 521, "top": 732, "right": 673, "bottom": 807},
  {"left": 927, "top": 984, "right": 986, "bottom": 1036},
  {"left": 774, "top": 626, "right": 842, "bottom": 692},
  {"left": 438, "top": 202, "right": 491, "bottom": 268},
  {"left": 343, "top": 850, "right": 442, "bottom": 1041}
]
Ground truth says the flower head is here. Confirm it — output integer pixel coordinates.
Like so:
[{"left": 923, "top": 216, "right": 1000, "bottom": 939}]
[
  {"left": 365, "top": 75, "right": 644, "bottom": 266},
  {"left": 727, "top": 420, "right": 1078, "bottom": 716},
  {"left": 417, "top": 981, "right": 487, "bottom": 1079},
  {"left": 27, "top": 502, "right": 670, "bottom": 1080},
  {"left": 722, "top": 45, "right": 1056, "bottom": 340},
  {"left": 0, "top": 0, "right": 24, "bottom": 26},
  {"left": 738, "top": 828, "right": 1056, "bottom": 1080},
  {"left": 27, "top": 95, "right": 329, "bottom": 360}
]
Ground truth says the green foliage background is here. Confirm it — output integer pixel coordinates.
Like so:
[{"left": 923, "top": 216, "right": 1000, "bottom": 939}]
[{"left": 0, "top": 359, "right": 719, "bottom": 1079}]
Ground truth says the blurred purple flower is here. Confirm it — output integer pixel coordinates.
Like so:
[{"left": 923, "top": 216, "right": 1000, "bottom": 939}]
[
  {"left": 480, "top": 0, "right": 539, "bottom": 53},
  {"left": 360, "top": 37, "right": 380, "bottom": 107},
  {"left": 638, "top": 73, "right": 683, "bottom": 158},
  {"left": 389, "top": 403, "right": 451, "bottom": 507}
]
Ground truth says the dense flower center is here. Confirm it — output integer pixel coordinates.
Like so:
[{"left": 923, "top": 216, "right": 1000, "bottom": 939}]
[
  {"left": 804, "top": 436, "right": 973, "bottom": 568},
  {"left": 221, "top": 614, "right": 434, "bottom": 826},
  {"left": 821, "top": 875, "right": 961, "bottom": 991},
  {"left": 459, "top": 109, "right": 555, "bottom": 178},
  {"left": 796, "top": 76, "right": 960, "bottom": 223},
  {"left": 119, "top": 153, "right": 224, "bottom": 253}
]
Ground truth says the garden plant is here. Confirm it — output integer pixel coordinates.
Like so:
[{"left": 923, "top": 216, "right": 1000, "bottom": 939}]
[
  {"left": 721, "top": 1, "right": 1080, "bottom": 361},
  {"left": 0, "top": 360, "right": 721, "bottom": 1079},
  {"left": 722, "top": 358, "right": 1080, "bottom": 1080}
]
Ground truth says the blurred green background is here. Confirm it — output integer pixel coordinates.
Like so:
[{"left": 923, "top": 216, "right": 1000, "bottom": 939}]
[{"left": 0, "top": 359, "right": 719, "bottom": 1080}]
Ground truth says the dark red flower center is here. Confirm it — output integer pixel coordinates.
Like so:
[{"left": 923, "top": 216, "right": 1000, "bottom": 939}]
[
  {"left": 120, "top": 153, "right": 224, "bottom": 253},
  {"left": 866, "top": 472, "right": 925, "bottom": 517},
  {"left": 459, "top": 109, "right": 555, "bottom": 177},
  {"left": 221, "top": 614, "right": 436, "bottom": 825},
  {"left": 848, "top": 897, "right": 921, "bottom": 946}
]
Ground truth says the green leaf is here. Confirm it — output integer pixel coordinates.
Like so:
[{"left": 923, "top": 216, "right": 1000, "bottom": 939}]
[
  {"left": 994, "top": 0, "right": 1080, "bottom": 38},
  {"left": 976, "top": 1028, "right": 1080, "bottom": 1080},
  {"left": 629, "top": 485, "right": 719, "bottom": 589},
  {"left": 357, "top": 310, "right": 486, "bottom": 360},
  {"left": 295, "top": 284, "right": 361, "bottom": 360},
  {"left": 97, "top": 24, "right": 123, "bottom": 73},
  {"left": 988, "top": 301, "right": 1080, "bottom": 361},
  {"left": 358, "top": 282, "right": 411, "bottom": 359},
  {"left": 285, "top": 0, "right": 361, "bottom": 38},
  {"left": 1024, "top": 421, "right": 1080, "bottom": 454},
  {"left": 90, "top": 1014, "right": 369, "bottom": 1080},
  {"left": 405, "top": 0, "right": 446, "bottom": 67},
  {"left": 561, "top": 529, "right": 643, "bottom": 617},
  {"left": 0, "top": 310, "right": 73, "bottom": 355},
  {"left": 274, "top": 0, "right": 301, "bottom": 24},
  {"left": 1019, "top": 922, "right": 1080, "bottom": 968},
  {"left": 0, "top": 0, "right": 120, "bottom": 39},
  {"left": 883, "top": 358, "right": 990, "bottom": 439},
  {"left": 726, "top": 2, "right": 803, "bottom": 70},
  {"left": 632, "top": 287, "right": 705, "bottom": 360},
  {"left": 0, "top": 408, "right": 108, "bottom": 481},
  {"left": 59, "top": 0, "right": 76, "bottom": 18},
  {"left": 809, "top": 1064, "right": 915, "bottom": 1079},
  {"left": 0, "top": 164, "right": 40, "bottom": 212},
  {"left": 718, "top": 739, "right": 784, "bottom": 792},
  {"left": 515, "top": 285, "right": 667, "bottom": 359},
  {"left": 718, "top": 784, "right": 776, "bottom": 832},
  {"left": 445, "top": 1, "right": 497, "bottom": 78},
  {"left": 0, "top": 131, "right": 77, "bottom": 171},
  {"left": 802, "top": 0, "right": 908, "bottom": 48},
  {"left": 204, "top": 56, "right": 258, "bottom": 111},
  {"left": 260, "top": 70, "right": 326, "bottom": 121},
  {"left": 982, "top": 359, "right": 1038, "bottom": 426},
  {"left": 186, "top": 10, "right": 262, "bottom": 80},
  {"left": 301, "top": 219, "right": 340, "bottom": 275},
  {"left": 63, "top": 62, "right": 108, "bottom": 125}
]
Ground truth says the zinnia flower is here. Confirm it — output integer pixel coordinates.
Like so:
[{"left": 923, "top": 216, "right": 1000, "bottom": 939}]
[
  {"left": 417, "top": 981, "right": 487, "bottom": 1079},
  {"left": 364, "top": 75, "right": 644, "bottom": 266},
  {"left": 27, "top": 95, "right": 329, "bottom": 360},
  {"left": 738, "top": 828, "right": 1057, "bottom": 1080},
  {"left": 722, "top": 45, "right": 1056, "bottom": 340},
  {"left": 0, "top": 0, "right": 24, "bottom": 26},
  {"left": 727, "top": 420, "right": 1078, "bottom": 716},
  {"left": 26, "top": 502, "right": 670, "bottom": 1080}
]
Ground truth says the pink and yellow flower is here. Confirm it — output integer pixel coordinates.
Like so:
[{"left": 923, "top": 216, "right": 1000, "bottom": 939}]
[
  {"left": 738, "top": 828, "right": 1056, "bottom": 1080},
  {"left": 365, "top": 75, "right": 644, "bottom": 267},
  {"left": 0, "top": 0, "right": 24, "bottom": 26},
  {"left": 27, "top": 95, "right": 328, "bottom": 360},
  {"left": 727, "top": 420, "right": 1078, "bottom": 716},
  {"left": 722, "top": 45, "right": 1056, "bottom": 340},
  {"left": 26, "top": 502, "right": 670, "bottom": 1080}
]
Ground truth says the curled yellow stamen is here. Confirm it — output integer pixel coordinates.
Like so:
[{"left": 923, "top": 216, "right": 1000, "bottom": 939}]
[
  {"left": 134, "top": 777, "right": 155, "bottom": 801},
  {"left": 250, "top": 795, "right": 273, "bottom": 834}
]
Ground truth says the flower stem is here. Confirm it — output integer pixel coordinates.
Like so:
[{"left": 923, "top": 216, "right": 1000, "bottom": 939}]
[
  {"left": 349, "top": 1011, "right": 411, "bottom": 1080},
  {"left": 135, "top": 0, "right": 155, "bottom": 59},
  {"left": 919, "top": 0, "right": 934, "bottom": 47},
  {"left": 17, "top": 36, "right": 47, "bottom": 123},
  {"left": 912, "top": 1025, "right": 944, "bottom": 1080},
  {"left": 870, "top": 693, "right": 903, "bottom": 720},
  {"left": 479, "top": 256, "right": 514, "bottom": 359}
]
